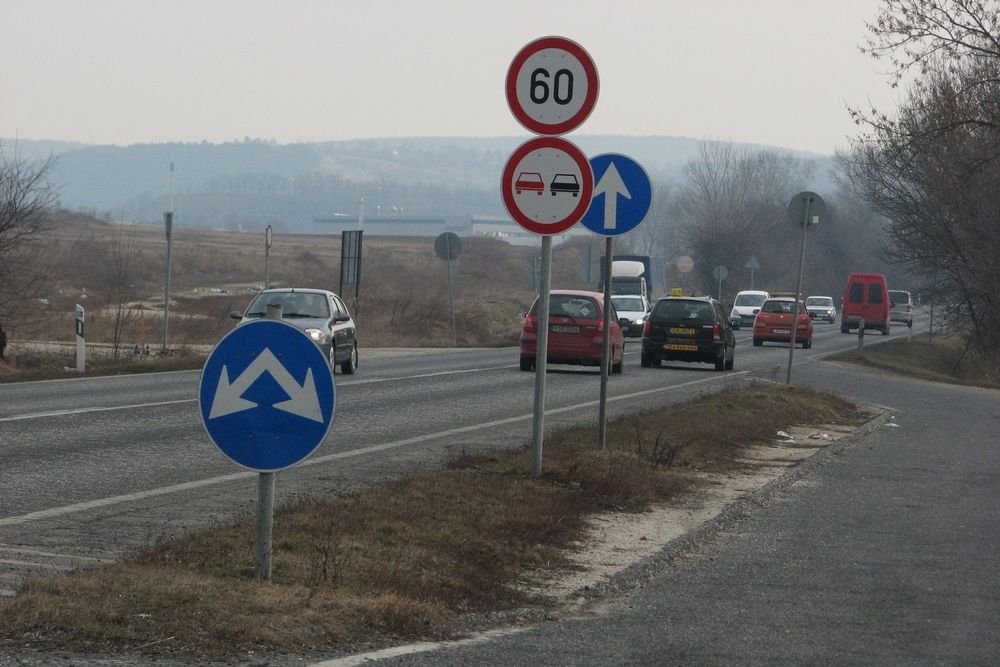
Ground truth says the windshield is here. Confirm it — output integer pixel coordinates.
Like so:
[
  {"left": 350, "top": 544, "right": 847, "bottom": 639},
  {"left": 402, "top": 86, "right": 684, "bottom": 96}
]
[
  {"left": 734, "top": 294, "right": 767, "bottom": 307},
  {"left": 806, "top": 297, "right": 832, "bottom": 306},
  {"left": 611, "top": 297, "right": 645, "bottom": 312},
  {"left": 245, "top": 292, "right": 330, "bottom": 319}
]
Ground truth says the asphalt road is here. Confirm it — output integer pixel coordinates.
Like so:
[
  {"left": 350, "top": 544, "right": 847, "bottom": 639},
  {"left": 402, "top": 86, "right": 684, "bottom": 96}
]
[{"left": 5, "top": 311, "right": 997, "bottom": 665}]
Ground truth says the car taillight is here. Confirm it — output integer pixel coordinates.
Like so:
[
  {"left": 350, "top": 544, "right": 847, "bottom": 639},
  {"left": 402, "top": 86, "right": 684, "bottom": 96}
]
[
  {"left": 713, "top": 322, "right": 721, "bottom": 340},
  {"left": 524, "top": 315, "right": 537, "bottom": 332},
  {"left": 642, "top": 319, "right": 652, "bottom": 336}
]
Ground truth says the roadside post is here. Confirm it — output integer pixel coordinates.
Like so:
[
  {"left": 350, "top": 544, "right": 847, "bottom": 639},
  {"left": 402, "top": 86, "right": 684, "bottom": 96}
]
[
  {"left": 198, "top": 306, "right": 336, "bottom": 581},
  {"left": 162, "top": 211, "right": 173, "bottom": 356},
  {"left": 785, "top": 191, "right": 825, "bottom": 384},
  {"left": 579, "top": 154, "right": 653, "bottom": 449},
  {"left": 713, "top": 265, "right": 729, "bottom": 303},
  {"left": 504, "top": 36, "right": 598, "bottom": 475},
  {"left": 858, "top": 318, "right": 866, "bottom": 351},
  {"left": 264, "top": 225, "right": 272, "bottom": 289},
  {"left": 435, "top": 232, "right": 462, "bottom": 347},
  {"left": 74, "top": 304, "right": 85, "bottom": 373}
]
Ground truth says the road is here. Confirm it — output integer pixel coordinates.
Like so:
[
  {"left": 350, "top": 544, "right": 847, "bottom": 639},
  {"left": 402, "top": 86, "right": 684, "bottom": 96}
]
[
  {"left": 0, "top": 319, "right": 914, "bottom": 594},
  {"left": 6, "top": 311, "right": 997, "bottom": 665}
]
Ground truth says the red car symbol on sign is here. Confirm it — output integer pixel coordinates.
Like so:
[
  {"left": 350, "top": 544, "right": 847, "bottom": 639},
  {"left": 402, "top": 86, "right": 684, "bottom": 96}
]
[{"left": 515, "top": 171, "right": 545, "bottom": 195}]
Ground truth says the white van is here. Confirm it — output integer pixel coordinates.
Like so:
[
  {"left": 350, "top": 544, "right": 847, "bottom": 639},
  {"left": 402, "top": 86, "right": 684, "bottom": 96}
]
[{"left": 729, "top": 290, "right": 770, "bottom": 329}]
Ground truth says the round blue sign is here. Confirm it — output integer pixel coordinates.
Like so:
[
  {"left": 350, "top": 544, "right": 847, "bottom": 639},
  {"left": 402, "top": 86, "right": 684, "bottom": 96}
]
[
  {"left": 580, "top": 153, "right": 652, "bottom": 236},
  {"left": 198, "top": 319, "right": 335, "bottom": 472}
]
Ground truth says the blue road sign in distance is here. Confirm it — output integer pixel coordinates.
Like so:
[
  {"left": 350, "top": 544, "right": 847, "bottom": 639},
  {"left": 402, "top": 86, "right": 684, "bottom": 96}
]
[
  {"left": 199, "top": 319, "right": 335, "bottom": 472},
  {"left": 580, "top": 153, "right": 652, "bottom": 237}
]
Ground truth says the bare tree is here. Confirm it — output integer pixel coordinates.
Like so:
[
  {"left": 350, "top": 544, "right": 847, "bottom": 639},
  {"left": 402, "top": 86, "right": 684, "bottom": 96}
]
[
  {"left": 102, "top": 222, "right": 145, "bottom": 360},
  {"left": 844, "top": 0, "right": 1000, "bottom": 368},
  {"left": 0, "top": 143, "right": 60, "bottom": 328}
]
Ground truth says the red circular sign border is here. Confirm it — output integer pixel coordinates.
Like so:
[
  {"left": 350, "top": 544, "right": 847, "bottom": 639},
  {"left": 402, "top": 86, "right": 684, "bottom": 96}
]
[
  {"left": 501, "top": 136, "right": 594, "bottom": 235},
  {"left": 505, "top": 36, "right": 600, "bottom": 136}
]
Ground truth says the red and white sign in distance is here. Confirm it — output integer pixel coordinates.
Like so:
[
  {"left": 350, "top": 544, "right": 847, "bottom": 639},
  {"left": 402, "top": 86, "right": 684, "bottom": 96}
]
[
  {"left": 506, "top": 36, "right": 599, "bottom": 136},
  {"left": 502, "top": 136, "right": 594, "bottom": 235}
]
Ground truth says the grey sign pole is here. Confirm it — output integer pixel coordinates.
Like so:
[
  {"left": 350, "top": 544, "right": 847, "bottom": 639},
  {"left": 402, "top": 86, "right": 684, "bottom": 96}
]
[
  {"left": 255, "top": 303, "right": 283, "bottom": 581},
  {"left": 598, "top": 238, "right": 613, "bottom": 449},
  {"left": 264, "top": 225, "right": 272, "bottom": 289},
  {"left": 162, "top": 211, "right": 173, "bottom": 355},
  {"left": 786, "top": 192, "right": 824, "bottom": 384},
  {"left": 531, "top": 236, "right": 553, "bottom": 477}
]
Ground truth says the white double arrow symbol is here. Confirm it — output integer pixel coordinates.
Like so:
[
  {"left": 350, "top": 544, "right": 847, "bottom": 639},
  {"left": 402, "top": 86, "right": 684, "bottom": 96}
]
[
  {"left": 595, "top": 161, "right": 631, "bottom": 230},
  {"left": 209, "top": 348, "right": 325, "bottom": 423}
]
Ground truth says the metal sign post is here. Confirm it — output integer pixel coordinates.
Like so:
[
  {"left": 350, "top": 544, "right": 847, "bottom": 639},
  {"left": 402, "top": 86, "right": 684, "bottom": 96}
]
[
  {"left": 785, "top": 191, "right": 825, "bottom": 384},
  {"left": 580, "top": 153, "right": 653, "bottom": 450},
  {"left": 505, "top": 36, "right": 599, "bottom": 476},
  {"left": 162, "top": 211, "right": 174, "bottom": 355},
  {"left": 264, "top": 225, "right": 272, "bottom": 289},
  {"left": 435, "top": 232, "right": 462, "bottom": 347}
]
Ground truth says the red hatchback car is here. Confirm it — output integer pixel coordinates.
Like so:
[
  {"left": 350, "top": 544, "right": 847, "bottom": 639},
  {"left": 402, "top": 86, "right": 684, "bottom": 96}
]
[
  {"left": 519, "top": 290, "right": 626, "bottom": 373},
  {"left": 752, "top": 297, "right": 813, "bottom": 348}
]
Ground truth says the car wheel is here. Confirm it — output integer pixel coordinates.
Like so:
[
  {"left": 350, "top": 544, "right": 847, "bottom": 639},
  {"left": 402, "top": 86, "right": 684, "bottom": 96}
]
[
  {"left": 641, "top": 353, "right": 652, "bottom": 368},
  {"left": 612, "top": 358, "right": 623, "bottom": 374},
  {"left": 882, "top": 325, "right": 890, "bottom": 335},
  {"left": 340, "top": 345, "right": 358, "bottom": 375},
  {"left": 714, "top": 355, "right": 725, "bottom": 371},
  {"left": 753, "top": 337, "right": 763, "bottom": 347},
  {"left": 725, "top": 352, "right": 734, "bottom": 370},
  {"left": 802, "top": 338, "right": 812, "bottom": 349},
  {"left": 841, "top": 324, "right": 849, "bottom": 333},
  {"left": 519, "top": 356, "right": 534, "bottom": 372}
]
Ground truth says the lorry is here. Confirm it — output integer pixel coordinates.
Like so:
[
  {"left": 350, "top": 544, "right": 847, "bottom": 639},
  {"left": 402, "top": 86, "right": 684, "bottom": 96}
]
[{"left": 598, "top": 255, "right": 664, "bottom": 302}]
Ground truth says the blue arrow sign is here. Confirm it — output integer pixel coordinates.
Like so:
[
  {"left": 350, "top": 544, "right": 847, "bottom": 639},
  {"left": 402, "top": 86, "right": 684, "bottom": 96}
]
[
  {"left": 198, "top": 319, "right": 335, "bottom": 472},
  {"left": 580, "top": 153, "right": 652, "bottom": 236}
]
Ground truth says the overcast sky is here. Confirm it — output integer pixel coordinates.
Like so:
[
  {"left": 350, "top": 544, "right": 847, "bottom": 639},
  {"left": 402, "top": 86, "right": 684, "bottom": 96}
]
[{"left": 1, "top": 0, "right": 900, "bottom": 155}]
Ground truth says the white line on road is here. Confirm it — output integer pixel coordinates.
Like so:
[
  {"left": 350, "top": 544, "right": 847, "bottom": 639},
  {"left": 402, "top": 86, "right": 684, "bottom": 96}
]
[{"left": 0, "top": 372, "right": 744, "bottom": 527}]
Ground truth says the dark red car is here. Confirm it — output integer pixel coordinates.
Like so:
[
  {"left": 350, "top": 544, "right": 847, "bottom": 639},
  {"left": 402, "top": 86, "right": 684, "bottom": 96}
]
[{"left": 519, "top": 290, "right": 626, "bottom": 373}]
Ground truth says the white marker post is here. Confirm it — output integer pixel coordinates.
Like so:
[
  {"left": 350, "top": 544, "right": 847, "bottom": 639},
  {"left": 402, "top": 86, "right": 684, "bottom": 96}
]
[{"left": 74, "top": 304, "right": 85, "bottom": 373}]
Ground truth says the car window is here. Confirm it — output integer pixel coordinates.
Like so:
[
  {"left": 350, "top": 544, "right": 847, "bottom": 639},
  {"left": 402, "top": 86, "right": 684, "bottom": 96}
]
[
  {"left": 806, "top": 297, "right": 832, "bottom": 306},
  {"left": 734, "top": 294, "right": 767, "bottom": 307},
  {"left": 869, "top": 283, "right": 884, "bottom": 304},
  {"left": 542, "top": 295, "right": 600, "bottom": 319},
  {"left": 612, "top": 297, "right": 645, "bottom": 312},
  {"left": 762, "top": 300, "right": 795, "bottom": 313},
  {"left": 848, "top": 282, "right": 864, "bottom": 303},
  {"left": 653, "top": 300, "right": 713, "bottom": 323}
]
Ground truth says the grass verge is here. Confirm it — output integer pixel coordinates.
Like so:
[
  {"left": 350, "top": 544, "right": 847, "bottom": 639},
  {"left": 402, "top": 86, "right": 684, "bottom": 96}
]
[
  {"left": 0, "top": 383, "right": 867, "bottom": 658},
  {"left": 830, "top": 334, "right": 998, "bottom": 388}
]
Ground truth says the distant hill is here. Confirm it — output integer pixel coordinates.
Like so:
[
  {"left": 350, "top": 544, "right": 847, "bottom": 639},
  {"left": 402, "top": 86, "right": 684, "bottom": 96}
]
[{"left": 2, "top": 136, "right": 833, "bottom": 233}]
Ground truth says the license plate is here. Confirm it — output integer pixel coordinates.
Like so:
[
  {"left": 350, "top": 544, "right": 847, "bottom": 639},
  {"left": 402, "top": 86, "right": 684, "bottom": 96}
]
[
  {"left": 550, "top": 325, "right": 580, "bottom": 334},
  {"left": 665, "top": 344, "right": 698, "bottom": 351},
  {"left": 773, "top": 328, "right": 790, "bottom": 334},
  {"left": 669, "top": 327, "right": 696, "bottom": 335}
]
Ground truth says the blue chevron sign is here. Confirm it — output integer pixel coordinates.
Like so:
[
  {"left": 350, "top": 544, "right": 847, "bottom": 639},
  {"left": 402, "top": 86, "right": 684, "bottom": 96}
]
[{"left": 198, "top": 319, "right": 335, "bottom": 472}]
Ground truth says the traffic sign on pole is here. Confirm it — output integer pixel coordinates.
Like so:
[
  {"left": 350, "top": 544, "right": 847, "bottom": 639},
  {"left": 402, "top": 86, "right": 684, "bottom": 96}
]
[
  {"left": 506, "top": 36, "right": 599, "bottom": 135},
  {"left": 199, "top": 319, "right": 335, "bottom": 472},
  {"left": 579, "top": 153, "right": 652, "bottom": 236},
  {"left": 501, "top": 136, "right": 594, "bottom": 235}
]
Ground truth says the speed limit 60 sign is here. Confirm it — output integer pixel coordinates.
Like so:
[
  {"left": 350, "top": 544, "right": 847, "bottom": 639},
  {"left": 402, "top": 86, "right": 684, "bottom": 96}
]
[{"left": 506, "top": 36, "right": 599, "bottom": 136}]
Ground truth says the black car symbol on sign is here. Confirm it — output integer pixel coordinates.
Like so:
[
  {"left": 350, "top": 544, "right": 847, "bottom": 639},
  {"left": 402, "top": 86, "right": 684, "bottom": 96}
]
[{"left": 550, "top": 173, "right": 580, "bottom": 197}]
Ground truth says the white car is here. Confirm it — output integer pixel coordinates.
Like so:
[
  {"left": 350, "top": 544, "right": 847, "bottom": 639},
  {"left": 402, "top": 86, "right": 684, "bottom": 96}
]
[
  {"left": 729, "top": 290, "right": 770, "bottom": 329},
  {"left": 610, "top": 294, "right": 650, "bottom": 337},
  {"left": 805, "top": 295, "right": 837, "bottom": 323}
]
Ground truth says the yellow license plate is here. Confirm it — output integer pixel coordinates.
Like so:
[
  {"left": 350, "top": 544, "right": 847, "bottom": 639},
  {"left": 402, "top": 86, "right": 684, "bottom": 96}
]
[
  {"left": 665, "top": 344, "right": 698, "bottom": 351},
  {"left": 669, "top": 327, "right": 696, "bottom": 335}
]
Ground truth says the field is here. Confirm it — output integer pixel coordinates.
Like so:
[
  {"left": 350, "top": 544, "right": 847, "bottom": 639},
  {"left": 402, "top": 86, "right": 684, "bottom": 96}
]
[{"left": 12, "top": 213, "right": 608, "bottom": 353}]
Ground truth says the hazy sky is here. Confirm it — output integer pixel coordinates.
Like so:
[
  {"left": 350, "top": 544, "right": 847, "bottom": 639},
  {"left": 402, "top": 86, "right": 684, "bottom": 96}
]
[{"left": 1, "top": 0, "right": 899, "bottom": 155}]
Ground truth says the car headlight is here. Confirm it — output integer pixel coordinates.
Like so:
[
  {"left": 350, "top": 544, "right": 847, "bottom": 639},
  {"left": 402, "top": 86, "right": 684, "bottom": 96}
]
[{"left": 304, "top": 328, "right": 328, "bottom": 344}]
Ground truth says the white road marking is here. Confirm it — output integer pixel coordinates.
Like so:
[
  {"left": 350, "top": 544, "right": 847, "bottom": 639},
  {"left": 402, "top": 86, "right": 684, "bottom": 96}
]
[{"left": 0, "top": 372, "right": 744, "bottom": 527}]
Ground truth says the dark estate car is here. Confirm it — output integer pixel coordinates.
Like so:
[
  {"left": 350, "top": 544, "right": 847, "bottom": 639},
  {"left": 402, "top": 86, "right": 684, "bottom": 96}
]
[
  {"left": 231, "top": 288, "right": 359, "bottom": 374},
  {"left": 641, "top": 295, "right": 735, "bottom": 371}
]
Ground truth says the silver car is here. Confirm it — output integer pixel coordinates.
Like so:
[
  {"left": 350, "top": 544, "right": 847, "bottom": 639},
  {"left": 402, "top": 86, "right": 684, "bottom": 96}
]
[{"left": 230, "top": 288, "right": 359, "bottom": 374}]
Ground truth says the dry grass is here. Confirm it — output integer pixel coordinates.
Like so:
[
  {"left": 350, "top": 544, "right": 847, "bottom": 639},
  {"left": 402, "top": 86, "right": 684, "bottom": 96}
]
[
  {"left": 0, "top": 384, "right": 866, "bottom": 657},
  {"left": 833, "top": 334, "right": 999, "bottom": 388}
]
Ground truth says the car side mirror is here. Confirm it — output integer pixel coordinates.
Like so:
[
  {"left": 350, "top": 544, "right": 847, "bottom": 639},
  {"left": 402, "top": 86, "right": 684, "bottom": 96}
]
[
  {"left": 229, "top": 310, "right": 243, "bottom": 320},
  {"left": 618, "top": 317, "right": 631, "bottom": 329},
  {"left": 752, "top": 308, "right": 760, "bottom": 315}
]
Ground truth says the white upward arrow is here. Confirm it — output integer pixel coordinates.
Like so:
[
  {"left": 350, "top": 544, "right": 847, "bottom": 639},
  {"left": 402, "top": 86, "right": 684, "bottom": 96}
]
[
  {"left": 209, "top": 348, "right": 325, "bottom": 423},
  {"left": 594, "top": 162, "right": 631, "bottom": 230}
]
